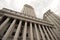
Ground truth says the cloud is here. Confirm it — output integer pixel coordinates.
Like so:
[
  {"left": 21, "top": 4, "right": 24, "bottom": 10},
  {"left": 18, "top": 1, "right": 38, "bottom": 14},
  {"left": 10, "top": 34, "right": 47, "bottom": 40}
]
[{"left": 0, "top": 0, "right": 60, "bottom": 18}]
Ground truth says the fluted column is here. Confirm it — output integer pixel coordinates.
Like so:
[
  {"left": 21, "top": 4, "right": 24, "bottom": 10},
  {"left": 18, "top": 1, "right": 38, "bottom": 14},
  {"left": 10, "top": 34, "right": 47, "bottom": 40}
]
[
  {"left": 38, "top": 25, "right": 46, "bottom": 40},
  {"left": 49, "top": 28, "right": 58, "bottom": 40},
  {"left": 0, "top": 18, "right": 10, "bottom": 31},
  {"left": 2, "top": 19, "right": 16, "bottom": 40},
  {"left": 30, "top": 22, "right": 34, "bottom": 40},
  {"left": 46, "top": 27, "right": 54, "bottom": 40},
  {"left": 13, "top": 20, "right": 22, "bottom": 40},
  {"left": 22, "top": 21, "right": 27, "bottom": 40},
  {"left": 35, "top": 24, "right": 40, "bottom": 40},
  {"left": 42, "top": 26, "right": 50, "bottom": 40}
]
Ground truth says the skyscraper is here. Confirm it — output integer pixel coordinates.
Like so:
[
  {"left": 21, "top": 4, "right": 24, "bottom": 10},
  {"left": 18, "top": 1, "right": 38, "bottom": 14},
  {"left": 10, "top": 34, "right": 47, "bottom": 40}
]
[
  {"left": 0, "top": 4, "right": 59, "bottom": 40},
  {"left": 21, "top": 4, "right": 36, "bottom": 17},
  {"left": 43, "top": 10, "right": 60, "bottom": 39}
]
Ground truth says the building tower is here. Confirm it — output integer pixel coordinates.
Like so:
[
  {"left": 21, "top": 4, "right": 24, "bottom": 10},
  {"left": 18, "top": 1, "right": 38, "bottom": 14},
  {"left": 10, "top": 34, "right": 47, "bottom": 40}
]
[
  {"left": 21, "top": 4, "right": 36, "bottom": 17},
  {"left": 43, "top": 10, "right": 60, "bottom": 39},
  {"left": 0, "top": 4, "right": 59, "bottom": 40}
]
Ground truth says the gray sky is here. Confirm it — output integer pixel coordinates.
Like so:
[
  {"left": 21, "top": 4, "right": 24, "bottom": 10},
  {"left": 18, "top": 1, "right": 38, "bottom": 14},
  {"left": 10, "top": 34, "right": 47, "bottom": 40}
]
[{"left": 0, "top": 0, "right": 60, "bottom": 19}]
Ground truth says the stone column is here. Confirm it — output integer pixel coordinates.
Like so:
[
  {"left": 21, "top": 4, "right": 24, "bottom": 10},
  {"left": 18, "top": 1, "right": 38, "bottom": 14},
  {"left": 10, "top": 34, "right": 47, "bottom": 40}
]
[
  {"left": 2, "top": 19, "right": 16, "bottom": 40},
  {"left": 49, "top": 28, "right": 58, "bottom": 40},
  {"left": 22, "top": 21, "right": 27, "bottom": 40},
  {"left": 13, "top": 20, "right": 22, "bottom": 40},
  {"left": 38, "top": 25, "right": 46, "bottom": 40},
  {"left": 46, "top": 27, "right": 54, "bottom": 40},
  {"left": 0, "top": 23, "right": 10, "bottom": 36},
  {"left": 0, "top": 18, "right": 10, "bottom": 31},
  {"left": 34, "top": 24, "right": 40, "bottom": 40},
  {"left": 42, "top": 25, "right": 50, "bottom": 40},
  {"left": 30, "top": 22, "right": 34, "bottom": 40}
]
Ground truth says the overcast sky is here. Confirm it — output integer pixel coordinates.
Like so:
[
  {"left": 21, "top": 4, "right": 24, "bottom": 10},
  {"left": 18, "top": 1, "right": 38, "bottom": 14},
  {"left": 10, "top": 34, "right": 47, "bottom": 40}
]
[{"left": 0, "top": 0, "right": 60, "bottom": 19}]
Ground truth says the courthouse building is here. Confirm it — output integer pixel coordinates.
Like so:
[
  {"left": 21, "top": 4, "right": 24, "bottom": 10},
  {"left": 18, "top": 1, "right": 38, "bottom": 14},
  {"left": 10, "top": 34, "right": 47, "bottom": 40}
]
[{"left": 0, "top": 4, "right": 59, "bottom": 40}]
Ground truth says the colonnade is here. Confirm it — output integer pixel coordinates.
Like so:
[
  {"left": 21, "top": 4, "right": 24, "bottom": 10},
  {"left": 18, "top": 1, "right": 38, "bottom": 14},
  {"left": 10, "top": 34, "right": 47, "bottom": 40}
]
[{"left": 0, "top": 16, "right": 58, "bottom": 40}]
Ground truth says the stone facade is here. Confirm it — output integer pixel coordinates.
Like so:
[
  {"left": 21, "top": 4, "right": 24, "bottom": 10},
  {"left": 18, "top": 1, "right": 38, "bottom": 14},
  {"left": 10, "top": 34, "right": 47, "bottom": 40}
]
[
  {"left": 43, "top": 10, "right": 60, "bottom": 40},
  {"left": 0, "top": 4, "right": 59, "bottom": 40},
  {"left": 21, "top": 4, "right": 36, "bottom": 17}
]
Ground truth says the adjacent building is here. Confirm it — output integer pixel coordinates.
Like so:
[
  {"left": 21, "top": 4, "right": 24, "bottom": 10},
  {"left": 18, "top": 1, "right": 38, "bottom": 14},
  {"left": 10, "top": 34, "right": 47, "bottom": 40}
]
[
  {"left": 0, "top": 4, "right": 59, "bottom": 40},
  {"left": 43, "top": 10, "right": 60, "bottom": 39}
]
